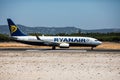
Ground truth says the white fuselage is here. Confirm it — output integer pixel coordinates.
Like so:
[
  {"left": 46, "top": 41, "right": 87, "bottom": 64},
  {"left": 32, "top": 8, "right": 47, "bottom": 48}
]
[
  {"left": 7, "top": 18, "right": 102, "bottom": 49},
  {"left": 12, "top": 36, "right": 102, "bottom": 47}
]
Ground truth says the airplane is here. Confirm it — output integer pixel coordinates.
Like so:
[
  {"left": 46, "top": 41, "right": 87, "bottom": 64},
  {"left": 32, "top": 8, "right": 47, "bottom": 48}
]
[{"left": 7, "top": 18, "right": 102, "bottom": 50}]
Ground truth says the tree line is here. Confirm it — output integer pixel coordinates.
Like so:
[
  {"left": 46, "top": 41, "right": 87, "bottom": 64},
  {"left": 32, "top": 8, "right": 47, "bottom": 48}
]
[{"left": 0, "top": 32, "right": 120, "bottom": 42}]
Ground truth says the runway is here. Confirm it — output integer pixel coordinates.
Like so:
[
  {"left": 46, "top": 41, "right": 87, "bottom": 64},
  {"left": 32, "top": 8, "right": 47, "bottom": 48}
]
[{"left": 0, "top": 48, "right": 120, "bottom": 53}]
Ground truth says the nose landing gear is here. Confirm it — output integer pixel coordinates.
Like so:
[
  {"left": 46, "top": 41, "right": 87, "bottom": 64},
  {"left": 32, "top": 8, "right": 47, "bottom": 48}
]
[{"left": 91, "top": 47, "right": 94, "bottom": 50}]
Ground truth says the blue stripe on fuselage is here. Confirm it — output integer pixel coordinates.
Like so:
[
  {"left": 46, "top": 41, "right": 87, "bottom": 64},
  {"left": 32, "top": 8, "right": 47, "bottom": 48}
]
[{"left": 54, "top": 38, "right": 86, "bottom": 43}]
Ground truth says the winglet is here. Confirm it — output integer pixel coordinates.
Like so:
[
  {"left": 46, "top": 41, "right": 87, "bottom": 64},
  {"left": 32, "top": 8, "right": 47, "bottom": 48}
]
[{"left": 35, "top": 33, "right": 41, "bottom": 40}]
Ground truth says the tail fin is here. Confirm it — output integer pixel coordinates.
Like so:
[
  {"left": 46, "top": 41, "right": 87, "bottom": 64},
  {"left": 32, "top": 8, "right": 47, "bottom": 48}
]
[{"left": 7, "top": 18, "right": 26, "bottom": 36}]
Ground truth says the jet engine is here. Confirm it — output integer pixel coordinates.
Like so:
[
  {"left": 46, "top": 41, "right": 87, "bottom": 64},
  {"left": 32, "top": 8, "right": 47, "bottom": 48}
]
[{"left": 59, "top": 43, "right": 69, "bottom": 48}]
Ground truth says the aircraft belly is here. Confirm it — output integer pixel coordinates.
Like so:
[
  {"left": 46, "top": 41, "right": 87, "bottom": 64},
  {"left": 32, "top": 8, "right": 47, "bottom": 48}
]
[{"left": 69, "top": 43, "right": 97, "bottom": 47}]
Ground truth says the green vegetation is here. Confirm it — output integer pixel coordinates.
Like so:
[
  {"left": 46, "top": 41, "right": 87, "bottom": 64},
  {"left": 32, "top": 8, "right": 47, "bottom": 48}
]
[
  {"left": 0, "top": 34, "right": 11, "bottom": 42},
  {"left": 0, "top": 33, "right": 120, "bottom": 42}
]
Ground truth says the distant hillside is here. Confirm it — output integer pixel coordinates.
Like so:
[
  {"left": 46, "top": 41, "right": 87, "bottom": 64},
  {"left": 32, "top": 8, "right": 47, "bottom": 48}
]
[
  {"left": 0, "top": 25, "right": 120, "bottom": 35},
  {"left": 82, "top": 29, "right": 120, "bottom": 33}
]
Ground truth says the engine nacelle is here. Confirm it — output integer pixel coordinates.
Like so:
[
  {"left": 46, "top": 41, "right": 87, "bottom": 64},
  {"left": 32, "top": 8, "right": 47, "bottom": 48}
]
[{"left": 59, "top": 43, "right": 69, "bottom": 48}]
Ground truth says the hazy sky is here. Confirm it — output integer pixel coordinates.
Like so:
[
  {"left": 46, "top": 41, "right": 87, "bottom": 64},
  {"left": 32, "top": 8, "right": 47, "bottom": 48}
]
[{"left": 0, "top": 0, "right": 120, "bottom": 29}]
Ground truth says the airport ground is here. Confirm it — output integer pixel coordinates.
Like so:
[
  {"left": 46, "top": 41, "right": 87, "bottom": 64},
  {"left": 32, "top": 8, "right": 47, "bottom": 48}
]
[
  {"left": 0, "top": 41, "right": 120, "bottom": 49},
  {"left": 0, "top": 42, "right": 120, "bottom": 80}
]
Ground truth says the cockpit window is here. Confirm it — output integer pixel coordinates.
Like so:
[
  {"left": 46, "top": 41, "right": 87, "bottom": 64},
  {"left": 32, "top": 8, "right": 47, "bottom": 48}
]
[{"left": 95, "top": 40, "right": 98, "bottom": 41}]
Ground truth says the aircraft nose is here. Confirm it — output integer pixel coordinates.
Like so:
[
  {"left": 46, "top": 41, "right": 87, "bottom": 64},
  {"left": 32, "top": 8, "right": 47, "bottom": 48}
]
[{"left": 98, "top": 41, "right": 102, "bottom": 45}]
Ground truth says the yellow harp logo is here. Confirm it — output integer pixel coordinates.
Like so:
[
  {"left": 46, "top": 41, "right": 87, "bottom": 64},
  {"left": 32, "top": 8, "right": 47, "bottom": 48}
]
[{"left": 10, "top": 25, "right": 17, "bottom": 33}]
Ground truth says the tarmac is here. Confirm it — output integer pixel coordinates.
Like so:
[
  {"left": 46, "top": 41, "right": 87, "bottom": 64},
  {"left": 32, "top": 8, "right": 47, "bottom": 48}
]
[{"left": 0, "top": 48, "right": 120, "bottom": 52}]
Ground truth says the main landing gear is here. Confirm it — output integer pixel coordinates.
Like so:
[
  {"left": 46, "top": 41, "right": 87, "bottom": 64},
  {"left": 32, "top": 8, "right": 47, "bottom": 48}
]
[
  {"left": 91, "top": 47, "right": 94, "bottom": 50},
  {"left": 52, "top": 46, "right": 56, "bottom": 50},
  {"left": 91, "top": 46, "right": 96, "bottom": 50}
]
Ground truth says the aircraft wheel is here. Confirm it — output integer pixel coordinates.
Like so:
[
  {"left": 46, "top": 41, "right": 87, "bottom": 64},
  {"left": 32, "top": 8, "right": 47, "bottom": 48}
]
[
  {"left": 91, "top": 47, "right": 94, "bottom": 50},
  {"left": 52, "top": 46, "right": 56, "bottom": 50}
]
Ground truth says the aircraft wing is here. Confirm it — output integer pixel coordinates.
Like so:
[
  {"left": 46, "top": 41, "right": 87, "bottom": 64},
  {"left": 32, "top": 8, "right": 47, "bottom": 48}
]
[
  {"left": 35, "top": 34, "right": 59, "bottom": 46},
  {"left": 35, "top": 35, "right": 69, "bottom": 48}
]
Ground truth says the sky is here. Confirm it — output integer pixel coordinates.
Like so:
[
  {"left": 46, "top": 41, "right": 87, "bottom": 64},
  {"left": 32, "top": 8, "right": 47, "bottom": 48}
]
[{"left": 0, "top": 0, "right": 120, "bottom": 29}]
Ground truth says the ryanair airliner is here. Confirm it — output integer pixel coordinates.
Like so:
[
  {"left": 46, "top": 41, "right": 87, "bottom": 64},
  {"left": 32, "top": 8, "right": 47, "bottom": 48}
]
[{"left": 7, "top": 19, "right": 102, "bottom": 50}]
